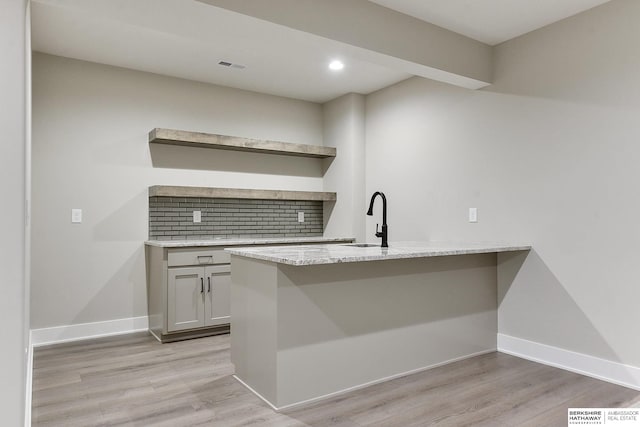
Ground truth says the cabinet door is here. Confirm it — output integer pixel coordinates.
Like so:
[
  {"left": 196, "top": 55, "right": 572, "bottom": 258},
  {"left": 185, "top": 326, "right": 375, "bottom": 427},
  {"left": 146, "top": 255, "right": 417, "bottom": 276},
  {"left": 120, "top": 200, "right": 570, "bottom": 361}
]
[
  {"left": 204, "top": 265, "right": 231, "bottom": 327},
  {"left": 168, "top": 267, "right": 205, "bottom": 332}
]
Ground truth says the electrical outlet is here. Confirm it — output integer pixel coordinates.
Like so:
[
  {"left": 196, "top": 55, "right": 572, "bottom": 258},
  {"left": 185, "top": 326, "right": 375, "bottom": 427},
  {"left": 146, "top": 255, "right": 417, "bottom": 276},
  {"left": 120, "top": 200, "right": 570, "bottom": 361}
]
[
  {"left": 298, "top": 211, "right": 304, "bottom": 223},
  {"left": 71, "top": 209, "right": 82, "bottom": 223},
  {"left": 193, "top": 210, "right": 202, "bottom": 223},
  {"left": 469, "top": 208, "right": 478, "bottom": 223}
]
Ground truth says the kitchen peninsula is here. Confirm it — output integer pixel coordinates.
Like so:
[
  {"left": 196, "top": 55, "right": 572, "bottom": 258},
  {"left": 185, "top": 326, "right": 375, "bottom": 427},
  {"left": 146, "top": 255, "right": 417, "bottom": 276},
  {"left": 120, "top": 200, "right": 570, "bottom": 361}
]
[{"left": 226, "top": 242, "right": 531, "bottom": 409}]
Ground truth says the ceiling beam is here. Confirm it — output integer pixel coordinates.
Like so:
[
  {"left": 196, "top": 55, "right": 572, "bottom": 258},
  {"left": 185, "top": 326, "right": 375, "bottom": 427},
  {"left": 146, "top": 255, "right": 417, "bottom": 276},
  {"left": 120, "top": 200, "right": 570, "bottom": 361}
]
[{"left": 197, "top": 0, "right": 493, "bottom": 89}]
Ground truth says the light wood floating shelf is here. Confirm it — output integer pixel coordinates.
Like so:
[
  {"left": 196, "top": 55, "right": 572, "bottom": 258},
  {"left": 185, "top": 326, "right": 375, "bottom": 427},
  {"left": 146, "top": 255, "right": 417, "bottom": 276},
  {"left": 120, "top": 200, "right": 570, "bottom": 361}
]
[
  {"left": 149, "top": 128, "right": 336, "bottom": 159},
  {"left": 149, "top": 186, "right": 337, "bottom": 201}
]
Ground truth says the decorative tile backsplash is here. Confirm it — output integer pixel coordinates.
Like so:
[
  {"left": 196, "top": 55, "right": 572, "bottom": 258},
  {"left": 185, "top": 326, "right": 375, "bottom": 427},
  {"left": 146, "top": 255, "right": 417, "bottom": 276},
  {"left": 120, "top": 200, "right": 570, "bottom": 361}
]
[{"left": 149, "top": 196, "right": 323, "bottom": 240}]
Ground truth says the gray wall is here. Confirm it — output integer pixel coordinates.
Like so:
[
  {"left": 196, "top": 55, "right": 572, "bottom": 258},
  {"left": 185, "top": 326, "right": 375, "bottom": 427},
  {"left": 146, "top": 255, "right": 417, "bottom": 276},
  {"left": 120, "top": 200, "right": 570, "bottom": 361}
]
[
  {"left": 31, "top": 53, "right": 324, "bottom": 329},
  {"left": 323, "top": 93, "right": 366, "bottom": 241},
  {"left": 0, "top": 0, "right": 28, "bottom": 424},
  {"left": 365, "top": 0, "right": 640, "bottom": 367}
]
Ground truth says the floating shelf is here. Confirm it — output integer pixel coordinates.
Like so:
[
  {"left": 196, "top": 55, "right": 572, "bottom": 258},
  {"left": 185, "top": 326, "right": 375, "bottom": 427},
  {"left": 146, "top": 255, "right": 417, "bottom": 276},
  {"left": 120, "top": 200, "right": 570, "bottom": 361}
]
[
  {"left": 149, "top": 128, "right": 336, "bottom": 159},
  {"left": 149, "top": 186, "right": 337, "bottom": 202}
]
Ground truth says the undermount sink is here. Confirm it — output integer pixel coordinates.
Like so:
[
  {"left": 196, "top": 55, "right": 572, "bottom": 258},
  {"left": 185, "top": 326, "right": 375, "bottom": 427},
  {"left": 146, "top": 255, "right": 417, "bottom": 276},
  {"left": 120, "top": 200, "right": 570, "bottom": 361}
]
[{"left": 342, "top": 243, "right": 380, "bottom": 248}]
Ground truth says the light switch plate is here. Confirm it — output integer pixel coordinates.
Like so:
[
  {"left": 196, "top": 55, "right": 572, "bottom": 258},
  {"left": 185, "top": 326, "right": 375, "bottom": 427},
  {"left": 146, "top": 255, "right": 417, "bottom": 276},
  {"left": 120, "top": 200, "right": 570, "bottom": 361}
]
[
  {"left": 298, "top": 211, "right": 305, "bottom": 223},
  {"left": 71, "top": 209, "right": 82, "bottom": 224},
  {"left": 193, "top": 211, "right": 202, "bottom": 223},
  {"left": 469, "top": 208, "right": 478, "bottom": 223}
]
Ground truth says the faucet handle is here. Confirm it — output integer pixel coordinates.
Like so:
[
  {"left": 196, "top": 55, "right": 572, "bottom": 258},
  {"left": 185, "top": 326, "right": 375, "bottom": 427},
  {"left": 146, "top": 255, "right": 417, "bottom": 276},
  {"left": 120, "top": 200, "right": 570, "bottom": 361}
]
[{"left": 376, "top": 223, "right": 379, "bottom": 233}]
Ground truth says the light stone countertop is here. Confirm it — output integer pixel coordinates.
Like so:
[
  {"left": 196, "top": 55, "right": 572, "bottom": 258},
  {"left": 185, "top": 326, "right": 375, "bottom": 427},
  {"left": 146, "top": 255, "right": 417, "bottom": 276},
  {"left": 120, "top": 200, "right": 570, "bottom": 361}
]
[
  {"left": 225, "top": 241, "right": 531, "bottom": 266},
  {"left": 144, "top": 236, "right": 355, "bottom": 248}
]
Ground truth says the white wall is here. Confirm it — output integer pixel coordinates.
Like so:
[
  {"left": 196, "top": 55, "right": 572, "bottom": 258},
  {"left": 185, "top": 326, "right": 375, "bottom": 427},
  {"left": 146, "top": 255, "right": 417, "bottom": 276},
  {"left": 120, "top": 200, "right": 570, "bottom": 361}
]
[
  {"left": 0, "top": 0, "right": 28, "bottom": 424},
  {"left": 31, "top": 53, "right": 324, "bottom": 329},
  {"left": 323, "top": 93, "right": 366, "bottom": 241},
  {"left": 366, "top": 0, "right": 640, "bottom": 369}
]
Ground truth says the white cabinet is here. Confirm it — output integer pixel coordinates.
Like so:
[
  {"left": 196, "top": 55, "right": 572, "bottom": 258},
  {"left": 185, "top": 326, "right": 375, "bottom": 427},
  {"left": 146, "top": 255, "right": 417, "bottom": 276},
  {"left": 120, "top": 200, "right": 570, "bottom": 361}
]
[
  {"left": 146, "top": 246, "right": 232, "bottom": 342},
  {"left": 167, "top": 266, "right": 205, "bottom": 332},
  {"left": 205, "top": 265, "right": 231, "bottom": 327},
  {"left": 166, "top": 265, "right": 231, "bottom": 333}
]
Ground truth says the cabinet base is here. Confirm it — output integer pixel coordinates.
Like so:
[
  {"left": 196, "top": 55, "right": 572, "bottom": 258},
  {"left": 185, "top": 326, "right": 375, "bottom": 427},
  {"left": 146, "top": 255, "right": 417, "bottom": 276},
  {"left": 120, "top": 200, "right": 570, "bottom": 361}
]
[{"left": 150, "top": 325, "right": 230, "bottom": 343}]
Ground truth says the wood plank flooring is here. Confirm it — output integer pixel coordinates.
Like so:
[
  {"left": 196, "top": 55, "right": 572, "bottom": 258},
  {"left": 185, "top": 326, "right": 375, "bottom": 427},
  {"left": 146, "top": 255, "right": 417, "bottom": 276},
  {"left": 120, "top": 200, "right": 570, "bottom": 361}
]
[{"left": 32, "top": 333, "right": 640, "bottom": 426}]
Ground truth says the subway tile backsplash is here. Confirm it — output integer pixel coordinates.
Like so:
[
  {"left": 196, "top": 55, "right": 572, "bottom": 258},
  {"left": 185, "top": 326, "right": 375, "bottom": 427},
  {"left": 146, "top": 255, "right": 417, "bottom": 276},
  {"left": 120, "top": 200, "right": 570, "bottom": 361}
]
[{"left": 149, "top": 196, "right": 323, "bottom": 240}]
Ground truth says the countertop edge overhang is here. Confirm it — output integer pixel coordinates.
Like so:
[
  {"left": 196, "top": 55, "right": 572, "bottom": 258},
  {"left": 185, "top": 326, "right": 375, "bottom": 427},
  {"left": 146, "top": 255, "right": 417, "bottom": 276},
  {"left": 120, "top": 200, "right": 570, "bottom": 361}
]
[
  {"left": 144, "top": 236, "right": 355, "bottom": 248},
  {"left": 225, "top": 242, "right": 532, "bottom": 266}
]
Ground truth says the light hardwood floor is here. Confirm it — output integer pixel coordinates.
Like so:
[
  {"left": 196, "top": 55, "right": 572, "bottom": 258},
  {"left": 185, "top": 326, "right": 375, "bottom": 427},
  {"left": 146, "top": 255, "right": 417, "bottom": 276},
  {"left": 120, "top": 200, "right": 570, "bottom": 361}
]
[{"left": 32, "top": 333, "right": 640, "bottom": 426}]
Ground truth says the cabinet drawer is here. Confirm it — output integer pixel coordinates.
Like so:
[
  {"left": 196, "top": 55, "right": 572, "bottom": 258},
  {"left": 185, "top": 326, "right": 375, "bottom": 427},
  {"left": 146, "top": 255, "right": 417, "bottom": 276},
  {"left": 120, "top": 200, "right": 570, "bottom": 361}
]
[{"left": 168, "top": 248, "right": 230, "bottom": 267}]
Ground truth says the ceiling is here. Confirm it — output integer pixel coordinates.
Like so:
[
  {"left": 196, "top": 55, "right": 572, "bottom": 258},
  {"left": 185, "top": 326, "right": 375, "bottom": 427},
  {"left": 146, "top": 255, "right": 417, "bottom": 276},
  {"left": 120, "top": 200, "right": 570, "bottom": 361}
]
[
  {"left": 369, "top": 0, "right": 612, "bottom": 45},
  {"left": 32, "top": 0, "right": 411, "bottom": 103},
  {"left": 32, "top": 0, "right": 612, "bottom": 103}
]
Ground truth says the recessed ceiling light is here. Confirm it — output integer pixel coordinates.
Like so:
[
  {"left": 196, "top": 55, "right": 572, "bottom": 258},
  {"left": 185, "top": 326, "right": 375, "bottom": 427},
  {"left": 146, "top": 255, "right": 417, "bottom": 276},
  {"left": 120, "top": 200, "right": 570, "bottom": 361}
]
[{"left": 329, "top": 60, "right": 344, "bottom": 71}]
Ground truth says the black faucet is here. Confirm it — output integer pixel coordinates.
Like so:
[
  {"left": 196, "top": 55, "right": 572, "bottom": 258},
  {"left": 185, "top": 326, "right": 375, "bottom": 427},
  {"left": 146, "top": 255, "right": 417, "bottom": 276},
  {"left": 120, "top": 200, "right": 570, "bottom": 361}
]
[{"left": 367, "top": 191, "right": 388, "bottom": 248}]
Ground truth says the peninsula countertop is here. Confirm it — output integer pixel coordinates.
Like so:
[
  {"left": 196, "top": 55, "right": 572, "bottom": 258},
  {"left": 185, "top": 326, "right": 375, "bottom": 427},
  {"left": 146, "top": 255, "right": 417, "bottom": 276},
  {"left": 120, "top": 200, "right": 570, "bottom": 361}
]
[
  {"left": 144, "top": 236, "right": 355, "bottom": 248},
  {"left": 225, "top": 241, "right": 531, "bottom": 266}
]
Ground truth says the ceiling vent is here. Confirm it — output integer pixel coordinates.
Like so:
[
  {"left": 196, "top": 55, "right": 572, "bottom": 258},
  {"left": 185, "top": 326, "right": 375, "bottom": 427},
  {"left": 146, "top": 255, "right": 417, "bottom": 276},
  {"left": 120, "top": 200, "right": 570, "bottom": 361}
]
[{"left": 218, "top": 60, "right": 246, "bottom": 70}]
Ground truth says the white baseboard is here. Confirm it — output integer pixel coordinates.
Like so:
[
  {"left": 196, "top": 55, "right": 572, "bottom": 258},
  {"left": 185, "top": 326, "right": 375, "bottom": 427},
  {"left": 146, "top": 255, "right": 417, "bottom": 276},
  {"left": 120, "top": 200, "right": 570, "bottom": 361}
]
[
  {"left": 498, "top": 333, "right": 640, "bottom": 391},
  {"left": 25, "top": 331, "right": 33, "bottom": 427},
  {"left": 31, "top": 316, "right": 149, "bottom": 347},
  {"left": 233, "top": 375, "right": 279, "bottom": 411}
]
